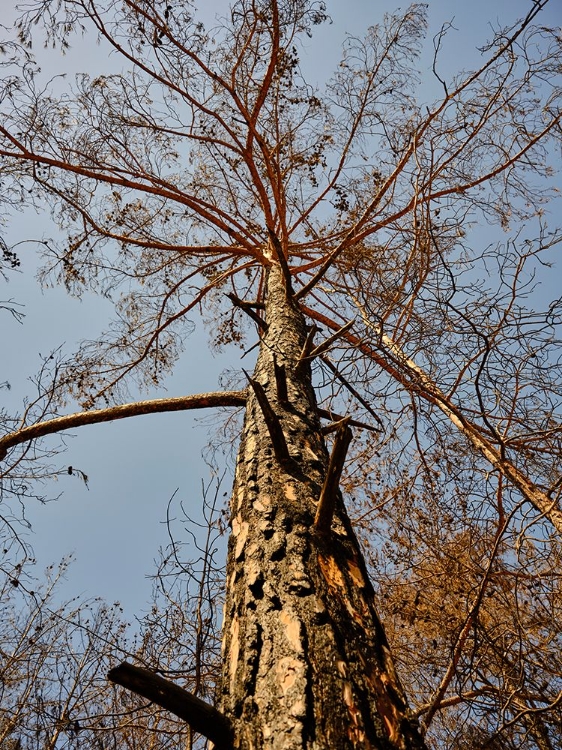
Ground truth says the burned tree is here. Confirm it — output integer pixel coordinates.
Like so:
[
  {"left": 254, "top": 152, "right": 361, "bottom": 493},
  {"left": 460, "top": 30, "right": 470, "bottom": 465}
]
[{"left": 1, "top": 0, "right": 561, "bottom": 747}]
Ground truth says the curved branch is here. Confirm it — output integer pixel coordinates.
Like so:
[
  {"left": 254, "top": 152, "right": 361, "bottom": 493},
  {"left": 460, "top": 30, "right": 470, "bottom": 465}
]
[{"left": 0, "top": 391, "right": 247, "bottom": 461}]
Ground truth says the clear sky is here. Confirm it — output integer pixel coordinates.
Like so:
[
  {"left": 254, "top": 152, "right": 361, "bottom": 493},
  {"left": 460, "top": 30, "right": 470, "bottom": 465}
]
[{"left": 2, "top": 0, "right": 560, "bottom": 615}]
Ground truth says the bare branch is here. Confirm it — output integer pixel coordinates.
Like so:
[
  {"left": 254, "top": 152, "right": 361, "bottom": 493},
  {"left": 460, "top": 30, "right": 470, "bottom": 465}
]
[
  {"left": 0, "top": 392, "right": 247, "bottom": 461},
  {"left": 314, "top": 421, "right": 353, "bottom": 534},
  {"left": 306, "top": 305, "right": 562, "bottom": 535},
  {"left": 306, "top": 320, "right": 355, "bottom": 360},
  {"left": 227, "top": 292, "right": 267, "bottom": 331},
  {"left": 108, "top": 662, "right": 233, "bottom": 749},
  {"left": 243, "top": 371, "right": 292, "bottom": 469}
]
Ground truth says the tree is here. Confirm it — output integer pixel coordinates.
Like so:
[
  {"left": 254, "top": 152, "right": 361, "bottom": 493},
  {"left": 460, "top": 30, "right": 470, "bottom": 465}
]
[
  {"left": 0, "top": 480, "right": 226, "bottom": 750},
  {"left": 1, "top": 0, "right": 561, "bottom": 747}
]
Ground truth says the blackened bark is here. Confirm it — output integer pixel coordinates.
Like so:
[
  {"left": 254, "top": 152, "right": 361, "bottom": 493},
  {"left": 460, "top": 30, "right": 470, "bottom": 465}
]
[{"left": 220, "top": 264, "right": 426, "bottom": 749}]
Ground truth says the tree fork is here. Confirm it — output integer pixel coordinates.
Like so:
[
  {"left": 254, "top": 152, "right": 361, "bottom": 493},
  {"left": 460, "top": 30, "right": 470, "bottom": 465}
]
[
  {"left": 306, "top": 320, "right": 355, "bottom": 361},
  {"left": 320, "top": 355, "right": 384, "bottom": 429},
  {"left": 227, "top": 292, "right": 268, "bottom": 331},
  {"left": 318, "top": 410, "right": 377, "bottom": 434}
]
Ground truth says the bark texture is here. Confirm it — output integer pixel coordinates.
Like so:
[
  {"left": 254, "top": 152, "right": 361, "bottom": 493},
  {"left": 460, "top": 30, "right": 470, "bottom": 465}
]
[{"left": 220, "top": 264, "right": 426, "bottom": 749}]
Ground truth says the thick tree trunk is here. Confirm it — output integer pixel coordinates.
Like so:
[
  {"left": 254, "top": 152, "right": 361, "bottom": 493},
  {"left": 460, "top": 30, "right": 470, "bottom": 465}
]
[{"left": 220, "top": 264, "right": 426, "bottom": 749}]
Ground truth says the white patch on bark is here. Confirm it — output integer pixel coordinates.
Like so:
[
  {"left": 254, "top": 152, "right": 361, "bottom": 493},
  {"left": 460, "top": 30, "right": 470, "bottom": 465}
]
[
  {"left": 280, "top": 610, "right": 304, "bottom": 653},
  {"left": 229, "top": 614, "right": 240, "bottom": 695},
  {"left": 254, "top": 494, "right": 271, "bottom": 512},
  {"left": 246, "top": 558, "right": 261, "bottom": 587},
  {"left": 232, "top": 515, "right": 249, "bottom": 559},
  {"left": 284, "top": 482, "right": 297, "bottom": 501},
  {"left": 347, "top": 558, "right": 366, "bottom": 588},
  {"left": 245, "top": 432, "right": 258, "bottom": 462}
]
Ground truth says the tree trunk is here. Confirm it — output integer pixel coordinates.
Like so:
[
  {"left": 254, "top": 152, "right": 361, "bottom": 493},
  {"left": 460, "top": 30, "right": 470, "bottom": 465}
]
[{"left": 220, "top": 263, "right": 426, "bottom": 749}]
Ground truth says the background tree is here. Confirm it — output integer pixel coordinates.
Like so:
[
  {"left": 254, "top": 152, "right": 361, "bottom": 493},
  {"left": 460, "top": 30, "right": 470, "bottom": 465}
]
[
  {"left": 0, "top": 481, "right": 225, "bottom": 750},
  {"left": 1, "top": 0, "right": 561, "bottom": 747}
]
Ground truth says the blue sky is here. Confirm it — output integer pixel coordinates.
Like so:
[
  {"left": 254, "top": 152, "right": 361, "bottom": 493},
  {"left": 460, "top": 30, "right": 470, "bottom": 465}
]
[{"left": 2, "top": 0, "right": 560, "bottom": 615}]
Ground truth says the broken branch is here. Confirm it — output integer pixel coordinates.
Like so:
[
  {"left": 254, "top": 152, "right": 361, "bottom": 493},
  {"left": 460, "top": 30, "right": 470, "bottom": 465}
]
[
  {"left": 108, "top": 662, "right": 233, "bottom": 749},
  {"left": 295, "top": 324, "right": 319, "bottom": 374},
  {"left": 321, "top": 356, "right": 384, "bottom": 429},
  {"left": 227, "top": 292, "right": 267, "bottom": 331},
  {"left": 314, "top": 420, "right": 353, "bottom": 534},
  {"left": 318, "top": 408, "right": 381, "bottom": 435},
  {"left": 307, "top": 320, "right": 355, "bottom": 359},
  {"left": 318, "top": 410, "right": 379, "bottom": 434},
  {"left": 273, "top": 355, "right": 289, "bottom": 406},
  {"left": 243, "top": 371, "right": 292, "bottom": 469}
]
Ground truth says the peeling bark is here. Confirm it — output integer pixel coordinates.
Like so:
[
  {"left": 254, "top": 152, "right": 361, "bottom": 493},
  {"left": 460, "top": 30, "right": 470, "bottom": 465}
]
[{"left": 220, "top": 264, "right": 425, "bottom": 749}]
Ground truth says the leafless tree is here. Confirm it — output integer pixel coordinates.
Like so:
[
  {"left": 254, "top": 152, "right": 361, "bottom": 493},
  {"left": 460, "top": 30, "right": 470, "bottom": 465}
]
[{"left": 0, "top": 479, "right": 227, "bottom": 750}]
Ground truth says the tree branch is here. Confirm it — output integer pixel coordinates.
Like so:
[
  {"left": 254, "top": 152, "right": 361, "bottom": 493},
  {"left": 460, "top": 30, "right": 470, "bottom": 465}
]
[
  {"left": 306, "top": 320, "right": 355, "bottom": 360},
  {"left": 227, "top": 292, "right": 267, "bottom": 331},
  {"left": 108, "top": 662, "right": 233, "bottom": 749},
  {"left": 244, "top": 371, "right": 292, "bottom": 469},
  {"left": 0, "top": 391, "right": 247, "bottom": 461},
  {"left": 320, "top": 355, "right": 384, "bottom": 429},
  {"left": 314, "top": 420, "right": 353, "bottom": 534},
  {"left": 295, "top": 324, "right": 319, "bottom": 375},
  {"left": 318, "top": 410, "right": 378, "bottom": 434},
  {"left": 306, "top": 305, "right": 562, "bottom": 535}
]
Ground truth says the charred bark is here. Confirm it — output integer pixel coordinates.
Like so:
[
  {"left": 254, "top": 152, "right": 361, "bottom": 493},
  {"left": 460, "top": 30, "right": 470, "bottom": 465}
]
[{"left": 220, "top": 264, "right": 425, "bottom": 749}]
